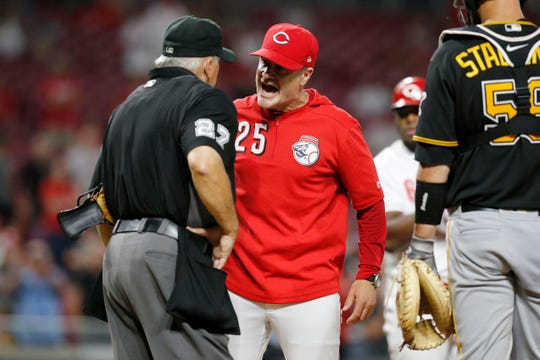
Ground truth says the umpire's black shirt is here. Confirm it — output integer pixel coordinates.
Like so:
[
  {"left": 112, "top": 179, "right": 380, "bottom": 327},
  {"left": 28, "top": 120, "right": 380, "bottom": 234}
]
[{"left": 91, "top": 67, "right": 238, "bottom": 227}]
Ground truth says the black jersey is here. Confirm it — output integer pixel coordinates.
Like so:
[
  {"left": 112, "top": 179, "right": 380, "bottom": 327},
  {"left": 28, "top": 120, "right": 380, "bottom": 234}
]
[
  {"left": 414, "top": 21, "right": 540, "bottom": 210},
  {"left": 91, "top": 67, "right": 238, "bottom": 226}
]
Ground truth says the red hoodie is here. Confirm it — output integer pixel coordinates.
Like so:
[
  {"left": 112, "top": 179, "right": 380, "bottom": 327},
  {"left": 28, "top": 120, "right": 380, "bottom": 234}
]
[{"left": 225, "top": 88, "right": 385, "bottom": 303}]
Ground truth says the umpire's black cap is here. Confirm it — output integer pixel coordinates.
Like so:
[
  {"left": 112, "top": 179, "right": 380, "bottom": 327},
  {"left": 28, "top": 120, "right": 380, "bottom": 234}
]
[{"left": 162, "top": 15, "right": 237, "bottom": 62}]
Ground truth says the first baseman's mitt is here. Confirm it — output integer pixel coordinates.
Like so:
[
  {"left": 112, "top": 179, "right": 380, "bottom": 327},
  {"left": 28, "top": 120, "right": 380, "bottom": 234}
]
[{"left": 396, "top": 255, "right": 454, "bottom": 351}]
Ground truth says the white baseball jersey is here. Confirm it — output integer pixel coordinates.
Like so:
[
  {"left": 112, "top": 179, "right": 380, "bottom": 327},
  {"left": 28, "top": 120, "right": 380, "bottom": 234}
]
[{"left": 374, "top": 139, "right": 455, "bottom": 360}]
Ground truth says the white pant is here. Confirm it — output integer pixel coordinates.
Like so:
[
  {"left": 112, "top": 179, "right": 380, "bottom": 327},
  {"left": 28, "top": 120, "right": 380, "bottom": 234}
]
[{"left": 227, "top": 292, "right": 341, "bottom": 360}]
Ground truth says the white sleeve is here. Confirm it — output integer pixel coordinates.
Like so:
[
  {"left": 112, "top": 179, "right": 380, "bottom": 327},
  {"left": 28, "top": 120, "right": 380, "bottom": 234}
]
[{"left": 374, "top": 144, "right": 416, "bottom": 215}]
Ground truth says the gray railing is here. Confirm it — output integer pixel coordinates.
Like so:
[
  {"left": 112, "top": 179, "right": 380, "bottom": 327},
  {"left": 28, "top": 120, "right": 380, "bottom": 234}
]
[{"left": 0, "top": 315, "right": 113, "bottom": 360}]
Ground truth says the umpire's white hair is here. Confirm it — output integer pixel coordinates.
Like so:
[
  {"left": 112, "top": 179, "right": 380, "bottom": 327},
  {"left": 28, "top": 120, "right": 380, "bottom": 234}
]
[{"left": 154, "top": 55, "right": 218, "bottom": 72}]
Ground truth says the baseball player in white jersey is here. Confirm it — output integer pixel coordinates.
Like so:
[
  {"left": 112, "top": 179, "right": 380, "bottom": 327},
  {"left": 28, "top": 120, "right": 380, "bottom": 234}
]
[{"left": 374, "top": 76, "right": 456, "bottom": 360}]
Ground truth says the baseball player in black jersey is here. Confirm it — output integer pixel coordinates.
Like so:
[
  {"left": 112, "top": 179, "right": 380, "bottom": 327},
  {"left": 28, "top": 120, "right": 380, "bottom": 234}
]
[{"left": 407, "top": 0, "right": 540, "bottom": 359}]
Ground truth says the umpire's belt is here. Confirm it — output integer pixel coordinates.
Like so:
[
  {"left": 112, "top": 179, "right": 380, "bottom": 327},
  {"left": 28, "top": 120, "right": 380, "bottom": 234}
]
[{"left": 113, "top": 218, "right": 210, "bottom": 253}]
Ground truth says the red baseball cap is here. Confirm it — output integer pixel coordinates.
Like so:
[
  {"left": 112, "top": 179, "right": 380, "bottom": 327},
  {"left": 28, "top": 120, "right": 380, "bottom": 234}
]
[
  {"left": 250, "top": 23, "right": 319, "bottom": 70},
  {"left": 391, "top": 76, "right": 425, "bottom": 110}
]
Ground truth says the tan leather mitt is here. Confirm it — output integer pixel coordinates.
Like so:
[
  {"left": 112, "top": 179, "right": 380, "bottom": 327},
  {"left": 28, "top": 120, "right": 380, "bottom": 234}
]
[
  {"left": 396, "top": 255, "right": 454, "bottom": 351},
  {"left": 91, "top": 187, "right": 114, "bottom": 224}
]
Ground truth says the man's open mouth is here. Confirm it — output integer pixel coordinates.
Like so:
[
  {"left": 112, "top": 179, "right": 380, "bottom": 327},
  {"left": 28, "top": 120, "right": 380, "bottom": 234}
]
[{"left": 262, "top": 83, "right": 278, "bottom": 93}]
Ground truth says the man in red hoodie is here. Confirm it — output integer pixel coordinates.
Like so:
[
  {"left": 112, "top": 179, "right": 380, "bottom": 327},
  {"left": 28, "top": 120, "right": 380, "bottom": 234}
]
[{"left": 225, "top": 23, "right": 386, "bottom": 360}]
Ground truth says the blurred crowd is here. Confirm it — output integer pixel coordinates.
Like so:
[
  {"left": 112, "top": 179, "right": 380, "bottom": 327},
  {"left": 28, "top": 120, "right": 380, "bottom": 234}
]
[
  {"left": 1, "top": 0, "right": 538, "bottom": 357},
  {"left": 0, "top": 0, "right": 463, "bottom": 353}
]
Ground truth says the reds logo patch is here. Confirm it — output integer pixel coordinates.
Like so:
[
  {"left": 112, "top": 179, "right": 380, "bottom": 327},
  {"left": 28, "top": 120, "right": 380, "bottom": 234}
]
[
  {"left": 273, "top": 31, "right": 290, "bottom": 45},
  {"left": 292, "top": 135, "right": 320, "bottom": 166},
  {"left": 401, "top": 83, "right": 423, "bottom": 102}
]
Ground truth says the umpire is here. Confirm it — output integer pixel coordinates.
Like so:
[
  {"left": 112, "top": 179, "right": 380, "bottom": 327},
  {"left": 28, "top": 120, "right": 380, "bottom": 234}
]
[{"left": 89, "top": 15, "right": 239, "bottom": 359}]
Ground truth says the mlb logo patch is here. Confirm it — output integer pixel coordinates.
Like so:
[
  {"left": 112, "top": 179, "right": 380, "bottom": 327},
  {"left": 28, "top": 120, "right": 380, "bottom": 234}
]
[{"left": 504, "top": 24, "right": 522, "bottom": 32}]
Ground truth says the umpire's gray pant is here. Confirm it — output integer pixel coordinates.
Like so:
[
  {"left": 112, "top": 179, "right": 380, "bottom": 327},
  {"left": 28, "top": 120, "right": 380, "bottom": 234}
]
[{"left": 103, "top": 231, "right": 232, "bottom": 359}]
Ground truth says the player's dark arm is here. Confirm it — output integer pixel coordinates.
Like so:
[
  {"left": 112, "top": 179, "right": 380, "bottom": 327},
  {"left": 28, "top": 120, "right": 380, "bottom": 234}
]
[
  {"left": 385, "top": 211, "right": 415, "bottom": 252},
  {"left": 413, "top": 164, "right": 450, "bottom": 239}
]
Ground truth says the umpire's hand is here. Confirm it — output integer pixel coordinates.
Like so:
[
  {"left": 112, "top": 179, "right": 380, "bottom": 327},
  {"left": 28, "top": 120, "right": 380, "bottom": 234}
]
[{"left": 187, "top": 225, "right": 234, "bottom": 269}]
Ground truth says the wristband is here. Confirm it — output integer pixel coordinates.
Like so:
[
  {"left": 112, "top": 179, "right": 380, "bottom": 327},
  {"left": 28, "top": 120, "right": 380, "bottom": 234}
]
[{"left": 415, "top": 181, "right": 447, "bottom": 225}]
